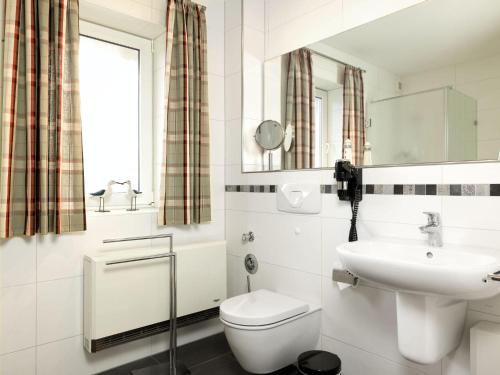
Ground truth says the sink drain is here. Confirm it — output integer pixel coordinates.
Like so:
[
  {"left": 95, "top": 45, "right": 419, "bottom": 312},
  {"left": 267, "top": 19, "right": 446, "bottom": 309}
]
[{"left": 426, "top": 251, "right": 434, "bottom": 259}]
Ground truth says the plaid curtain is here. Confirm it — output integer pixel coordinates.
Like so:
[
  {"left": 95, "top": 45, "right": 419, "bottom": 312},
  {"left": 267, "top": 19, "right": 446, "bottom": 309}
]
[
  {"left": 343, "top": 66, "right": 365, "bottom": 165},
  {"left": 284, "top": 48, "right": 315, "bottom": 170},
  {"left": 159, "top": 0, "right": 211, "bottom": 225},
  {"left": 0, "top": 0, "right": 86, "bottom": 238}
]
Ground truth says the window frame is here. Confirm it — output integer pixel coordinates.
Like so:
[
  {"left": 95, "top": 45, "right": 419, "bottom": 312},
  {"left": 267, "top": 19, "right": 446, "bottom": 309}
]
[{"left": 79, "top": 21, "right": 153, "bottom": 208}]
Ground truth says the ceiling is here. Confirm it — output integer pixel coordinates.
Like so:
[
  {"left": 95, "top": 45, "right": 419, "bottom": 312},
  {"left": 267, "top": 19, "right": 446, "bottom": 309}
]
[{"left": 323, "top": 0, "right": 500, "bottom": 76}]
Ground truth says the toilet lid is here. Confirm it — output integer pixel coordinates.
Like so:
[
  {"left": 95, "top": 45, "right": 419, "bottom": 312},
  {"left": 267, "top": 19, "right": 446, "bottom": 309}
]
[{"left": 220, "top": 289, "right": 309, "bottom": 326}]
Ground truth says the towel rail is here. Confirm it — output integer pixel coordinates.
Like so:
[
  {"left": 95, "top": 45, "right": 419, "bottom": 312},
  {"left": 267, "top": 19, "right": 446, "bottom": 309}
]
[{"left": 102, "top": 233, "right": 181, "bottom": 374}]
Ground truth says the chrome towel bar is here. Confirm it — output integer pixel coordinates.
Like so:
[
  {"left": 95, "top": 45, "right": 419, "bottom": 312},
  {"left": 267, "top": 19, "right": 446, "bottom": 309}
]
[
  {"left": 102, "top": 233, "right": 180, "bottom": 375},
  {"left": 105, "top": 252, "right": 175, "bottom": 266},
  {"left": 103, "top": 233, "right": 174, "bottom": 244}
]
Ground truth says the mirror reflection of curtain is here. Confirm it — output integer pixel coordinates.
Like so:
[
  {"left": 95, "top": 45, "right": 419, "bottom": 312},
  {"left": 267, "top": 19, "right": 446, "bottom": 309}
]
[
  {"left": 159, "top": 0, "right": 211, "bottom": 225},
  {"left": 284, "top": 48, "right": 315, "bottom": 169},
  {"left": 343, "top": 67, "right": 365, "bottom": 165}
]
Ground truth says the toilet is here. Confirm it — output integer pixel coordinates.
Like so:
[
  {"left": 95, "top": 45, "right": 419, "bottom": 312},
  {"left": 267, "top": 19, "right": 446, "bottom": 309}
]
[{"left": 220, "top": 289, "right": 321, "bottom": 374}]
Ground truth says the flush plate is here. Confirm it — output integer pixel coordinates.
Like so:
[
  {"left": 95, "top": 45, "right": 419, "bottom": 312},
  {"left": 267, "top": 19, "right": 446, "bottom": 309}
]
[{"left": 277, "top": 183, "right": 321, "bottom": 214}]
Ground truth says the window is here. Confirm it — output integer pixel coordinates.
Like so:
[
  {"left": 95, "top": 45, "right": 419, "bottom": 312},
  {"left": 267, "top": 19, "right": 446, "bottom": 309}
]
[
  {"left": 79, "top": 22, "right": 153, "bottom": 206},
  {"left": 314, "top": 89, "right": 328, "bottom": 168}
]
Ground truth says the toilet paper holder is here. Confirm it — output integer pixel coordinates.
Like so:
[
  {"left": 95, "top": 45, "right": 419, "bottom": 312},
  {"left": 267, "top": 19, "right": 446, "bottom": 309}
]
[
  {"left": 332, "top": 268, "right": 359, "bottom": 286},
  {"left": 484, "top": 271, "right": 500, "bottom": 283}
]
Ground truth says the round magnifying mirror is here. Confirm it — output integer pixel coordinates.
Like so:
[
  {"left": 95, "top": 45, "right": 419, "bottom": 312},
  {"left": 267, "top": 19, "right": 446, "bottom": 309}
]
[
  {"left": 283, "top": 123, "right": 294, "bottom": 152},
  {"left": 255, "top": 120, "right": 285, "bottom": 150}
]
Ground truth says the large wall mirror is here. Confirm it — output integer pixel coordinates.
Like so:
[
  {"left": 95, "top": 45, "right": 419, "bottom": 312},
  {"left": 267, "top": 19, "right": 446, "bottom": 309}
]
[{"left": 241, "top": 0, "right": 500, "bottom": 172}]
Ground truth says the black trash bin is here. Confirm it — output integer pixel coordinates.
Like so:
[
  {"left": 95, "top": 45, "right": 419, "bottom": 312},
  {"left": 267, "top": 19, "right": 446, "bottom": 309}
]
[{"left": 297, "top": 350, "right": 341, "bottom": 374}]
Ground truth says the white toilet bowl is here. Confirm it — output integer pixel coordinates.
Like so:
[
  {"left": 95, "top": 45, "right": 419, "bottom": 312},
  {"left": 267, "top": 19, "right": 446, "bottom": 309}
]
[{"left": 220, "top": 289, "right": 321, "bottom": 374}]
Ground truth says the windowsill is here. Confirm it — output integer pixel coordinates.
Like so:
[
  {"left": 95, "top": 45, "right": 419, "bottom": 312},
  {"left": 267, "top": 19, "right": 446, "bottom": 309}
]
[{"left": 86, "top": 206, "right": 158, "bottom": 217}]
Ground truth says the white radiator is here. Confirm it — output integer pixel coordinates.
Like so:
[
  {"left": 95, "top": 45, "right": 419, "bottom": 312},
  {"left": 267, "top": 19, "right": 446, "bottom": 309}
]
[{"left": 83, "top": 240, "right": 226, "bottom": 352}]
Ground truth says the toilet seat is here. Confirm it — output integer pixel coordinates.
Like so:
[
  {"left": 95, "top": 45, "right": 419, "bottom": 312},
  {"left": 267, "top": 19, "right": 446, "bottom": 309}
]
[{"left": 220, "top": 289, "right": 309, "bottom": 326}]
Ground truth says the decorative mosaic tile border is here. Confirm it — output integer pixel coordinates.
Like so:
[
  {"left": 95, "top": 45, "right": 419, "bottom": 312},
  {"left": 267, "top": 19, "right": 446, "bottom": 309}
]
[
  {"left": 226, "top": 184, "right": 500, "bottom": 196},
  {"left": 225, "top": 185, "right": 276, "bottom": 193}
]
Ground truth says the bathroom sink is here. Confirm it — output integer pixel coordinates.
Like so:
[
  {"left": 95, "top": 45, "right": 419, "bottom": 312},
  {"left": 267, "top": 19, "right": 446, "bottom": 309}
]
[
  {"left": 336, "top": 238, "right": 500, "bottom": 364},
  {"left": 337, "top": 239, "right": 500, "bottom": 300}
]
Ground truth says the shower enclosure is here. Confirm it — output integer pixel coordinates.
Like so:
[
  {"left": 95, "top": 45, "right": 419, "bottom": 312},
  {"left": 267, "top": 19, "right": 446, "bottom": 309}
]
[{"left": 367, "top": 87, "right": 477, "bottom": 165}]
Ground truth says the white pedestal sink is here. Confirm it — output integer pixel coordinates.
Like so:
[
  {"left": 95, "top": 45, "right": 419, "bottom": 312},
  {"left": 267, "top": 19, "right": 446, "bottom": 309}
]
[{"left": 337, "top": 239, "right": 500, "bottom": 364}]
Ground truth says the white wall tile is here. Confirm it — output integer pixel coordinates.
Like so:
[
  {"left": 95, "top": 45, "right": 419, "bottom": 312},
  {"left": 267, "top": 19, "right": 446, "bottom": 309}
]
[
  {"left": 150, "top": 209, "right": 226, "bottom": 248},
  {"left": 442, "top": 196, "right": 500, "bottom": 231},
  {"left": 401, "top": 66, "right": 455, "bottom": 94},
  {"left": 206, "top": 0, "right": 225, "bottom": 33},
  {"left": 209, "top": 73, "right": 225, "bottom": 121},
  {"left": 321, "top": 217, "right": 351, "bottom": 276},
  {"left": 322, "top": 335, "right": 430, "bottom": 375},
  {"left": 37, "top": 277, "right": 83, "bottom": 345},
  {"left": 359, "top": 195, "right": 441, "bottom": 225},
  {"left": 442, "top": 162, "right": 500, "bottom": 184},
  {"left": 243, "top": 0, "right": 264, "bottom": 31},
  {"left": 456, "top": 54, "right": 500, "bottom": 84},
  {"left": 225, "top": 118, "right": 242, "bottom": 166},
  {"left": 1, "top": 285, "right": 36, "bottom": 355},
  {"left": 0, "top": 348, "right": 36, "bottom": 375},
  {"left": 212, "top": 165, "right": 226, "bottom": 210},
  {"left": 1, "top": 237, "right": 36, "bottom": 288},
  {"left": 225, "top": 27, "right": 242, "bottom": 76},
  {"left": 207, "top": 28, "right": 225, "bottom": 77},
  {"left": 225, "top": 0, "right": 241, "bottom": 31},
  {"left": 36, "top": 335, "right": 151, "bottom": 375},
  {"left": 226, "top": 210, "right": 322, "bottom": 274},
  {"left": 363, "top": 165, "right": 442, "bottom": 185},
  {"left": 226, "top": 192, "right": 277, "bottom": 213},
  {"left": 225, "top": 72, "right": 241, "bottom": 120},
  {"left": 211, "top": 119, "right": 226, "bottom": 166},
  {"left": 36, "top": 212, "right": 152, "bottom": 282},
  {"left": 229, "top": 254, "right": 322, "bottom": 305},
  {"left": 442, "top": 310, "right": 500, "bottom": 375}
]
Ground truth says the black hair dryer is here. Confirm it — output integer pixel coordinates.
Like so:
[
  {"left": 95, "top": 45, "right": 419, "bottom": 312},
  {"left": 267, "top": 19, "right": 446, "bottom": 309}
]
[
  {"left": 334, "top": 160, "right": 362, "bottom": 202},
  {"left": 334, "top": 160, "right": 362, "bottom": 241}
]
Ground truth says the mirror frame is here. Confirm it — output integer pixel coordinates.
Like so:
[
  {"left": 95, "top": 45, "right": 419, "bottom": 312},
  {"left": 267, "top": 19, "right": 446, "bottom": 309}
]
[{"left": 239, "top": 1, "right": 500, "bottom": 173}]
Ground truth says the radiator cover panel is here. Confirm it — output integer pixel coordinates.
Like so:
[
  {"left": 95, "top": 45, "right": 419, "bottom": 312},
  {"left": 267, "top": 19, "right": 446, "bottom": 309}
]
[{"left": 83, "top": 241, "right": 227, "bottom": 352}]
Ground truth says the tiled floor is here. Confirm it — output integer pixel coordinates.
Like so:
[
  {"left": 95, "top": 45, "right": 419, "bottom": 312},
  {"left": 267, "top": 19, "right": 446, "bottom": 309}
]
[{"left": 97, "top": 333, "right": 300, "bottom": 375}]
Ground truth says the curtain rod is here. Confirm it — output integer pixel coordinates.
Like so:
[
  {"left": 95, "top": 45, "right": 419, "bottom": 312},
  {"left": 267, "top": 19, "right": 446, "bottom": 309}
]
[{"left": 309, "top": 50, "right": 366, "bottom": 73}]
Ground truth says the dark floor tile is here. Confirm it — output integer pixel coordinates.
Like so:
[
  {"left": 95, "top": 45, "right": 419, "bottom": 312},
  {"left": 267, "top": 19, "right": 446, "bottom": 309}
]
[
  {"left": 190, "top": 353, "right": 299, "bottom": 375},
  {"left": 132, "top": 362, "right": 191, "bottom": 375},
  {"left": 153, "top": 333, "right": 231, "bottom": 368},
  {"left": 97, "top": 356, "right": 158, "bottom": 375},
  {"left": 271, "top": 365, "right": 300, "bottom": 375},
  {"left": 189, "top": 353, "right": 251, "bottom": 375}
]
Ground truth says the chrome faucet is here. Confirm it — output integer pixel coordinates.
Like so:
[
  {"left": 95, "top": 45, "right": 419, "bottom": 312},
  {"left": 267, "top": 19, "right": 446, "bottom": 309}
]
[{"left": 419, "top": 212, "right": 443, "bottom": 247}]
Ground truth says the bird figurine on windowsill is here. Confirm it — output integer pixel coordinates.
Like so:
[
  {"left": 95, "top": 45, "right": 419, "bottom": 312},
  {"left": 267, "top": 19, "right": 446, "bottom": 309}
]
[
  {"left": 125, "top": 180, "right": 142, "bottom": 211},
  {"left": 90, "top": 180, "right": 118, "bottom": 212}
]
